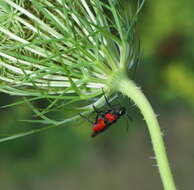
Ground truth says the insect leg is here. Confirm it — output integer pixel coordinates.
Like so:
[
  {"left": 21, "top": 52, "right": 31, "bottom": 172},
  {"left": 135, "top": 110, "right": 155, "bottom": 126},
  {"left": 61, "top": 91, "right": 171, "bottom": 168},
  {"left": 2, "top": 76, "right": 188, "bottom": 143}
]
[
  {"left": 126, "top": 112, "right": 133, "bottom": 122},
  {"left": 126, "top": 114, "right": 129, "bottom": 132},
  {"left": 79, "top": 113, "right": 93, "bottom": 124},
  {"left": 92, "top": 104, "right": 100, "bottom": 113},
  {"left": 125, "top": 112, "right": 133, "bottom": 132},
  {"left": 102, "top": 88, "right": 113, "bottom": 109}
]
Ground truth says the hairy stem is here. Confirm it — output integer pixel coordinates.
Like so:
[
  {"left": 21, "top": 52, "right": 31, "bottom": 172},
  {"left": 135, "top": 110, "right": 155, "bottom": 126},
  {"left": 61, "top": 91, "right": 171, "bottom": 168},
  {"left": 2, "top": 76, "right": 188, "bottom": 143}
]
[{"left": 111, "top": 72, "right": 177, "bottom": 190}]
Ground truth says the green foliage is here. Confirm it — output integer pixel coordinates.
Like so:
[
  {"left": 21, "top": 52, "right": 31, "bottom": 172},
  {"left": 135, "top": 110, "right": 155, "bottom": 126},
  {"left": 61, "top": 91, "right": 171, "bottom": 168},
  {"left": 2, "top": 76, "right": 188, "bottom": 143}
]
[
  {"left": 0, "top": 0, "right": 143, "bottom": 141},
  {"left": 0, "top": 0, "right": 194, "bottom": 189}
]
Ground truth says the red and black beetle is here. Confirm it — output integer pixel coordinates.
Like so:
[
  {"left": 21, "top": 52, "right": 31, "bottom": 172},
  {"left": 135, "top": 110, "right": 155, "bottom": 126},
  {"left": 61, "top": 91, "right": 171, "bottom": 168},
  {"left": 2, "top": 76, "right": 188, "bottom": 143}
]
[
  {"left": 91, "top": 106, "right": 126, "bottom": 137},
  {"left": 79, "top": 91, "right": 130, "bottom": 137}
]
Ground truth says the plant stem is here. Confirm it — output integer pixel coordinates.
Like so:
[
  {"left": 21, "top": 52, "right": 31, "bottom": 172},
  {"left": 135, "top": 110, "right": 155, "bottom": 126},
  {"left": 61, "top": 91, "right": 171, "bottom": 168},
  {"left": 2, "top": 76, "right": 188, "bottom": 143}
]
[{"left": 112, "top": 73, "right": 177, "bottom": 190}]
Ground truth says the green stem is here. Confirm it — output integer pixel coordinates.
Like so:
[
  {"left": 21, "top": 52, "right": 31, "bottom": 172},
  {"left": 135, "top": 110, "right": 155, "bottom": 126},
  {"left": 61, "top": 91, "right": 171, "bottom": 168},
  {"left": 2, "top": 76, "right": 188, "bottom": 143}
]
[{"left": 111, "top": 72, "right": 177, "bottom": 190}]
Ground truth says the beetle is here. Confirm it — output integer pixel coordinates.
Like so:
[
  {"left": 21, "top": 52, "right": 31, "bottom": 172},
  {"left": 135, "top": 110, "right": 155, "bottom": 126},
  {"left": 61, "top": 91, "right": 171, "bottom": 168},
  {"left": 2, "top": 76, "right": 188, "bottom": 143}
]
[
  {"left": 91, "top": 106, "right": 126, "bottom": 137},
  {"left": 79, "top": 91, "right": 130, "bottom": 137}
]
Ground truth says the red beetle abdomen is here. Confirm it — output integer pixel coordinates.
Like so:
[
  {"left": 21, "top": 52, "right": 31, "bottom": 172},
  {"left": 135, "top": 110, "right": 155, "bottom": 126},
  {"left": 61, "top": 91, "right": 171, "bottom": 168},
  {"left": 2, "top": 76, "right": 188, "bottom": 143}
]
[
  {"left": 93, "top": 118, "right": 106, "bottom": 132},
  {"left": 104, "top": 113, "right": 117, "bottom": 122}
]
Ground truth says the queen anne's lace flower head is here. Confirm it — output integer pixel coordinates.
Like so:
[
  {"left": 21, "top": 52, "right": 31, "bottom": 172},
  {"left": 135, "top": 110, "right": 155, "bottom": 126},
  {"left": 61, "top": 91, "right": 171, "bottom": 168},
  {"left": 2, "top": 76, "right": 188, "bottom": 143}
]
[{"left": 0, "top": 0, "right": 140, "bottom": 124}]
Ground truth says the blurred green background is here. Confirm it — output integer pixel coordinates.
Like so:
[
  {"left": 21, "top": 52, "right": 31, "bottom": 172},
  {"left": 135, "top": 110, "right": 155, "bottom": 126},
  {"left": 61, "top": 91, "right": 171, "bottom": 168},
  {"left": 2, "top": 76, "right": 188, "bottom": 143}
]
[{"left": 0, "top": 0, "right": 194, "bottom": 189}]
